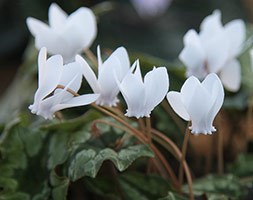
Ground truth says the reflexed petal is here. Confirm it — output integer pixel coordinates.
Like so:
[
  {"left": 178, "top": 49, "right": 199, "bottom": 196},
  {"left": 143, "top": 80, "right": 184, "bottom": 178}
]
[
  {"left": 51, "top": 94, "right": 99, "bottom": 113},
  {"left": 144, "top": 67, "right": 169, "bottom": 111},
  {"left": 224, "top": 19, "right": 246, "bottom": 58},
  {"left": 166, "top": 92, "right": 190, "bottom": 120},
  {"left": 37, "top": 95, "right": 57, "bottom": 119},
  {"left": 112, "top": 47, "right": 130, "bottom": 80},
  {"left": 188, "top": 84, "right": 213, "bottom": 133},
  {"left": 58, "top": 62, "right": 82, "bottom": 92},
  {"left": 59, "top": 25, "right": 85, "bottom": 62},
  {"left": 179, "top": 30, "right": 205, "bottom": 72},
  {"left": 133, "top": 60, "right": 143, "bottom": 80},
  {"left": 200, "top": 10, "right": 223, "bottom": 41},
  {"left": 219, "top": 59, "right": 241, "bottom": 92},
  {"left": 26, "top": 18, "right": 68, "bottom": 55},
  {"left": 34, "top": 53, "right": 63, "bottom": 102},
  {"left": 97, "top": 53, "right": 121, "bottom": 102},
  {"left": 97, "top": 45, "right": 103, "bottom": 70},
  {"left": 75, "top": 55, "right": 100, "bottom": 93},
  {"left": 201, "top": 73, "right": 219, "bottom": 91},
  {"left": 48, "top": 3, "right": 67, "bottom": 30},
  {"left": 180, "top": 76, "right": 200, "bottom": 109},
  {"left": 38, "top": 47, "right": 47, "bottom": 87},
  {"left": 204, "top": 74, "right": 224, "bottom": 129},
  {"left": 179, "top": 44, "right": 205, "bottom": 71},
  {"left": 26, "top": 17, "right": 49, "bottom": 36},
  {"left": 66, "top": 7, "right": 97, "bottom": 49},
  {"left": 35, "top": 28, "right": 69, "bottom": 58},
  {"left": 204, "top": 32, "right": 229, "bottom": 73},
  {"left": 119, "top": 71, "right": 145, "bottom": 118},
  {"left": 183, "top": 29, "right": 203, "bottom": 48},
  {"left": 53, "top": 74, "right": 80, "bottom": 108}
]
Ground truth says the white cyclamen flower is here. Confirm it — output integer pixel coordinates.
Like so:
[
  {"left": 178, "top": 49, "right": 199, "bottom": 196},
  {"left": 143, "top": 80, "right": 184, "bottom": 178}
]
[
  {"left": 26, "top": 3, "right": 97, "bottom": 63},
  {"left": 76, "top": 46, "right": 130, "bottom": 107},
  {"left": 29, "top": 47, "right": 99, "bottom": 119},
  {"left": 131, "top": 0, "right": 172, "bottom": 18},
  {"left": 118, "top": 60, "right": 169, "bottom": 118},
  {"left": 179, "top": 10, "right": 245, "bottom": 92},
  {"left": 167, "top": 73, "right": 224, "bottom": 135}
]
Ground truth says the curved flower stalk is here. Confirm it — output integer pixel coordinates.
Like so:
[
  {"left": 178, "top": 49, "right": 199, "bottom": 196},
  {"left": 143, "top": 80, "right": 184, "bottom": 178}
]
[
  {"left": 179, "top": 10, "right": 245, "bottom": 92},
  {"left": 117, "top": 60, "right": 169, "bottom": 118},
  {"left": 76, "top": 46, "right": 130, "bottom": 107},
  {"left": 29, "top": 47, "right": 99, "bottom": 119},
  {"left": 167, "top": 73, "right": 224, "bottom": 134},
  {"left": 26, "top": 3, "right": 97, "bottom": 63}
]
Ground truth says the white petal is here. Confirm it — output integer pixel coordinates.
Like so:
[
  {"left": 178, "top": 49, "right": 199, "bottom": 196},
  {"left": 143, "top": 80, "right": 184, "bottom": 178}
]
[
  {"left": 200, "top": 10, "right": 223, "bottom": 41},
  {"left": 53, "top": 74, "right": 80, "bottom": 107},
  {"left": 34, "top": 52, "right": 63, "bottom": 102},
  {"left": 66, "top": 7, "right": 97, "bottom": 49},
  {"left": 224, "top": 19, "right": 246, "bottom": 58},
  {"left": 37, "top": 95, "right": 57, "bottom": 120},
  {"left": 204, "top": 32, "right": 230, "bottom": 73},
  {"left": 97, "top": 50, "right": 122, "bottom": 104},
  {"left": 38, "top": 47, "right": 47, "bottom": 87},
  {"left": 58, "top": 62, "right": 83, "bottom": 92},
  {"left": 51, "top": 94, "right": 99, "bottom": 113},
  {"left": 203, "top": 73, "right": 224, "bottom": 128},
  {"left": 144, "top": 67, "right": 169, "bottom": 112},
  {"left": 26, "top": 17, "right": 49, "bottom": 36},
  {"left": 75, "top": 55, "right": 100, "bottom": 93},
  {"left": 119, "top": 70, "right": 145, "bottom": 118},
  {"left": 166, "top": 92, "right": 190, "bottom": 121},
  {"left": 188, "top": 83, "right": 213, "bottom": 133},
  {"left": 97, "top": 45, "right": 103, "bottom": 70},
  {"left": 112, "top": 47, "right": 130, "bottom": 80},
  {"left": 180, "top": 76, "right": 200, "bottom": 109},
  {"left": 179, "top": 30, "right": 205, "bottom": 75},
  {"left": 133, "top": 60, "right": 143, "bottom": 80},
  {"left": 48, "top": 3, "right": 67, "bottom": 30},
  {"left": 219, "top": 59, "right": 241, "bottom": 92}
]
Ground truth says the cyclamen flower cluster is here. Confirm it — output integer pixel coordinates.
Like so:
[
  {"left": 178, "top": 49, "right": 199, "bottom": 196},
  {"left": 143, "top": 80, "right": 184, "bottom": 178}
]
[
  {"left": 27, "top": 3, "right": 226, "bottom": 135},
  {"left": 27, "top": 3, "right": 97, "bottom": 63},
  {"left": 179, "top": 10, "right": 245, "bottom": 92}
]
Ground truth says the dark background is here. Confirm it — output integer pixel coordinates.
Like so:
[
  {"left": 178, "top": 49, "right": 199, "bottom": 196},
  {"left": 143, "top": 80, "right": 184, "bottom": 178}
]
[{"left": 0, "top": 0, "right": 250, "bottom": 95}]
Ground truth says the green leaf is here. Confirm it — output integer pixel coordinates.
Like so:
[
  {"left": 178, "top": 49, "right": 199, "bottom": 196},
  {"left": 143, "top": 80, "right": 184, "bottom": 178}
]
[
  {"left": 83, "top": 177, "right": 120, "bottom": 200},
  {"left": 158, "top": 192, "right": 187, "bottom": 200},
  {"left": 47, "top": 128, "right": 91, "bottom": 169},
  {"left": 0, "top": 125, "right": 27, "bottom": 169},
  {"left": 18, "top": 128, "right": 43, "bottom": 157},
  {"left": 0, "top": 192, "right": 30, "bottom": 200},
  {"left": 50, "top": 170, "right": 69, "bottom": 200},
  {"left": 68, "top": 144, "right": 154, "bottom": 181},
  {"left": 118, "top": 179, "right": 148, "bottom": 200},
  {"left": 0, "top": 177, "right": 18, "bottom": 194},
  {"left": 189, "top": 174, "right": 247, "bottom": 199},
  {"left": 119, "top": 172, "right": 171, "bottom": 198},
  {"left": 41, "top": 110, "right": 101, "bottom": 132},
  {"left": 227, "top": 154, "right": 253, "bottom": 177}
]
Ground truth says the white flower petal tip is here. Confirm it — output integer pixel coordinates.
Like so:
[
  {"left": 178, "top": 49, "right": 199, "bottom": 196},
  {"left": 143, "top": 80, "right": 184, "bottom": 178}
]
[
  {"left": 29, "top": 49, "right": 98, "bottom": 120},
  {"left": 179, "top": 10, "right": 245, "bottom": 92},
  {"left": 26, "top": 3, "right": 97, "bottom": 63},
  {"left": 167, "top": 73, "right": 224, "bottom": 135},
  {"left": 119, "top": 62, "right": 169, "bottom": 119},
  {"left": 79, "top": 46, "right": 130, "bottom": 107}
]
